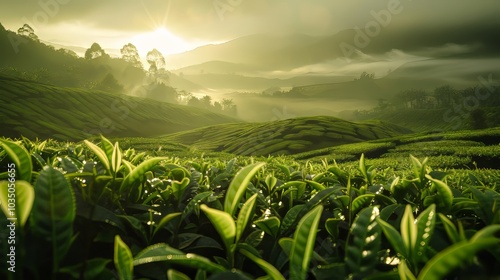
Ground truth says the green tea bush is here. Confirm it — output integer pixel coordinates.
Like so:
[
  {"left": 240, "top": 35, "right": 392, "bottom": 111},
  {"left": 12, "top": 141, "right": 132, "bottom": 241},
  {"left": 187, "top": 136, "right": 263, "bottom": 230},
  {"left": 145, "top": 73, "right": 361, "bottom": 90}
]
[{"left": 0, "top": 137, "right": 499, "bottom": 279}]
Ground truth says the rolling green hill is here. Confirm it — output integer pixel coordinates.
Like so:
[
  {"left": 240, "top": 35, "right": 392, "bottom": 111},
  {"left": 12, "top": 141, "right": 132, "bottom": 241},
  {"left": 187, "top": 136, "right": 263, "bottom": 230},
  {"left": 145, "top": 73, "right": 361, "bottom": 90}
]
[
  {"left": 0, "top": 74, "right": 239, "bottom": 141},
  {"left": 159, "top": 116, "right": 411, "bottom": 156}
]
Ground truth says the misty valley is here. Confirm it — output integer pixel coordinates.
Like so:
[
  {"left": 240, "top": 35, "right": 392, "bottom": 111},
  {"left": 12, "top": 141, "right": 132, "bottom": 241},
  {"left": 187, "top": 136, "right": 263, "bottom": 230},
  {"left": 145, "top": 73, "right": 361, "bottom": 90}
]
[{"left": 1, "top": 1, "right": 500, "bottom": 279}]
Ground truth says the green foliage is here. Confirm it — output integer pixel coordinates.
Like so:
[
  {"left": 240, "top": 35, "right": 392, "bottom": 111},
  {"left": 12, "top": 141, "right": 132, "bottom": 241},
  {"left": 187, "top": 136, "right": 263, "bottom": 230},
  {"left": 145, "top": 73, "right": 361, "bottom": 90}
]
[
  {"left": 30, "top": 165, "right": 76, "bottom": 273},
  {"left": 418, "top": 225, "right": 500, "bottom": 280},
  {"left": 0, "top": 137, "right": 499, "bottom": 279}
]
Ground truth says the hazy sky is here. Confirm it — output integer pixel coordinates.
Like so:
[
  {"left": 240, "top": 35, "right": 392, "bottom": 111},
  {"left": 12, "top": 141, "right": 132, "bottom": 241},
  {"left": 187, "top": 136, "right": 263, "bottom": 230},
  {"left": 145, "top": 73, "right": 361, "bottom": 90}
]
[{"left": 1, "top": 0, "right": 499, "bottom": 56}]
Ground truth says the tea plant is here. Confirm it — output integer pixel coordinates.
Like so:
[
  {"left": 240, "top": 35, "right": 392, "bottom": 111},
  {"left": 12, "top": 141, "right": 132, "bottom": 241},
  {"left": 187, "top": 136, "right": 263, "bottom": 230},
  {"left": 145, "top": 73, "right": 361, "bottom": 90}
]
[{"left": 0, "top": 136, "right": 499, "bottom": 279}]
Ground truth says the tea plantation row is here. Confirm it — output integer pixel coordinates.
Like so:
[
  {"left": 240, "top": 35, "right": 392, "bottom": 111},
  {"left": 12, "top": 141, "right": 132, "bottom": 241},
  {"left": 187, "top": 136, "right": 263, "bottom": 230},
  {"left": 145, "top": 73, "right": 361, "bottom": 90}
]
[{"left": 0, "top": 136, "right": 499, "bottom": 279}]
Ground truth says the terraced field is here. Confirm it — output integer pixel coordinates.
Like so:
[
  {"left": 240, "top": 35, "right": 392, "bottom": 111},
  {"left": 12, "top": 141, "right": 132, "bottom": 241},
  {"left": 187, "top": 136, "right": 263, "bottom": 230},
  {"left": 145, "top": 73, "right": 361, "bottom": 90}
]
[
  {"left": 294, "top": 127, "right": 500, "bottom": 169},
  {"left": 158, "top": 116, "right": 412, "bottom": 156},
  {"left": 0, "top": 74, "right": 238, "bottom": 140}
]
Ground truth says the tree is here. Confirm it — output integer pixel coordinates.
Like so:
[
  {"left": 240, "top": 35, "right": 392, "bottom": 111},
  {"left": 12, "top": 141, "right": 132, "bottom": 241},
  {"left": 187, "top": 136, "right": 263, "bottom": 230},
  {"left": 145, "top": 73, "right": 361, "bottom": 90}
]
[
  {"left": 187, "top": 96, "right": 203, "bottom": 108},
  {"left": 85, "top": 43, "right": 107, "bottom": 60},
  {"left": 146, "top": 48, "right": 166, "bottom": 74},
  {"left": 146, "top": 82, "right": 178, "bottom": 103},
  {"left": 177, "top": 90, "right": 192, "bottom": 105},
  {"left": 213, "top": 101, "right": 223, "bottom": 112},
  {"left": 399, "top": 89, "right": 428, "bottom": 109},
  {"left": 121, "top": 43, "right": 143, "bottom": 69},
  {"left": 434, "top": 85, "right": 456, "bottom": 108},
  {"left": 57, "top": 48, "right": 79, "bottom": 58},
  {"left": 17, "top": 24, "right": 38, "bottom": 41},
  {"left": 221, "top": 98, "right": 237, "bottom": 116},
  {"left": 356, "top": 72, "right": 375, "bottom": 81},
  {"left": 94, "top": 73, "right": 123, "bottom": 93},
  {"left": 201, "top": 95, "right": 212, "bottom": 110},
  {"left": 262, "top": 87, "right": 282, "bottom": 95},
  {"left": 469, "top": 108, "right": 488, "bottom": 129}
]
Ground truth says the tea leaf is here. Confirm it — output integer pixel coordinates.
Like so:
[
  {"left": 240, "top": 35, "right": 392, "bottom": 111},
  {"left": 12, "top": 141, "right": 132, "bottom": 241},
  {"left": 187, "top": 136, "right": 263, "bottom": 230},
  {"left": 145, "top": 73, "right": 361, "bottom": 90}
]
[
  {"left": 345, "top": 206, "right": 381, "bottom": 277},
  {"left": 240, "top": 248, "right": 285, "bottom": 280},
  {"left": 255, "top": 216, "right": 281, "bottom": 238},
  {"left": 119, "top": 157, "right": 169, "bottom": 194},
  {"left": 289, "top": 204, "right": 323, "bottom": 280},
  {"left": 168, "top": 269, "right": 191, "bottom": 280},
  {"left": 114, "top": 235, "right": 134, "bottom": 280},
  {"left": 235, "top": 193, "right": 258, "bottom": 244},
  {"left": 417, "top": 238, "right": 499, "bottom": 280},
  {"left": 0, "top": 139, "right": 32, "bottom": 182},
  {"left": 84, "top": 139, "right": 110, "bottom": 173},
  {"left": 225, "top": 162, "right": 265, "bottom": 216},
  {"left": 30, "top": 166, "right": 75, "bottom": 272},
  {"left": 200, "top": 204, "right": 236, "bottom": 251}
]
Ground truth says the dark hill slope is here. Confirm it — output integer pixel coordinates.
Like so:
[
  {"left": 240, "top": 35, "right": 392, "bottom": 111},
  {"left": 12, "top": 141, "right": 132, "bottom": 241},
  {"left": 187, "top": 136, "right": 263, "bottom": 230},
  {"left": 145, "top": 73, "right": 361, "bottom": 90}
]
[
  {"left": 160, "top": 116, "right": 411, "bottom": 156},
  {"left": 0, "top": 74, "right": 238, "bottom": 140}
]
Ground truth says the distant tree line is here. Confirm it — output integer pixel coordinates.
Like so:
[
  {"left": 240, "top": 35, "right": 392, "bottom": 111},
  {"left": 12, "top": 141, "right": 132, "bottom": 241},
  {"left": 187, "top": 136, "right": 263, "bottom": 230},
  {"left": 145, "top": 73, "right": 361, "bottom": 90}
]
[
  {"left": 185, "top": 94, "right": 237, "bottom": 116},
  {"left": 360, "top": 84, "right": 500, "bottom": 129},
  {"left": 381, "top": 85, "right": 500, "bottom": 110},
  {"left": 266, "top": 72, "right": 377, "bottom": 98}
]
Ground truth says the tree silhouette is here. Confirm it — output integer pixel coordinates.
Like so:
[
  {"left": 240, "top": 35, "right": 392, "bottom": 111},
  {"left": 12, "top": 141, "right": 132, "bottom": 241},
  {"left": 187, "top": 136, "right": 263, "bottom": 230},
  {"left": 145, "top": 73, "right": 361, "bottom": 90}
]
[
  {"left": 356, "top": 72, "right": 375, "bottom": 81},
  {"left": 213, "top": 101, "right": 223, "bottom": 112},
  {"left": 85, "top": 43, "right": 108, "bottom": 60},
  {"left": 469, "top": 108, "right": 488, "bottom": 129},
  {"left": 17, "top": 24, "right": 38, "bottom": 41},
  {"left": 146, "top": 82, "right": 178, "bottom": 103},
  {"left": 94, "top": 73, "right": 123, "bottom": 93},
  {"left": 222, "top": 98, "right": 237, "bottom": 116},
  {"left": 121, "top": 43, "right": 142, "bottom": 69},
  {"left": 146, "top": 48, "right": 166, "bottom": 74},
  {"left": 434, "top": 85, "right": 456, "bottom": 108},
  {"left": 187, "top": 96, "right": 203, "bottom": 108},
  {"left": 201, "top": 95, "right": 212, "bottom": 110}
]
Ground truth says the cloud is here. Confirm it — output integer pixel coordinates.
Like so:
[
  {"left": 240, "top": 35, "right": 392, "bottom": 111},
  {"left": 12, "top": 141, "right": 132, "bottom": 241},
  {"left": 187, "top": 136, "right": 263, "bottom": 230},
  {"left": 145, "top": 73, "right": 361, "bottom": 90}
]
[
  {"left": 0, "top": 0, "right": 498, "bottom": 53},
  {"left": 277, "top": 48, "right": 423, "bottom": 78}
]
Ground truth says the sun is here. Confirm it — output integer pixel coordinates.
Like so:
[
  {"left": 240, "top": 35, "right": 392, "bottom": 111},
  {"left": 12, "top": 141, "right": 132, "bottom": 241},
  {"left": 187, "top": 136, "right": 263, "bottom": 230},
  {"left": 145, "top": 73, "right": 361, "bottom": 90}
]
[{"left": 130, "top": 27, "right": 193, "bottom": 57}]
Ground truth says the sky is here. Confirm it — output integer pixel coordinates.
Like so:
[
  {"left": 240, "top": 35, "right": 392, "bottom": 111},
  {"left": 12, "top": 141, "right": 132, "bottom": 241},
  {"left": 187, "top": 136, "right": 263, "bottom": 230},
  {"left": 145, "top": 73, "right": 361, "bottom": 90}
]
[{"left": 1, "top": 0, "right": 499, "bottom": 58}]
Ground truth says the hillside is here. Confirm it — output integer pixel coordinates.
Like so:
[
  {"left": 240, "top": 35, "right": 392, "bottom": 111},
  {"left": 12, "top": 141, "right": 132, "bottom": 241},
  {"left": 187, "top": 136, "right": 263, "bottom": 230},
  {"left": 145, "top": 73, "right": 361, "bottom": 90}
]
[
  {"left": 355, "top": 107, "right": 500, "bottom": 133},
  {"left": 0, "top": 26, "right": 203, "bottom": 92},
  {"left": 0, "top": 74, "right": 238, "bottom": 141},
  {"left": 159, "top": 116, "right": 411, "bottom": 156}
]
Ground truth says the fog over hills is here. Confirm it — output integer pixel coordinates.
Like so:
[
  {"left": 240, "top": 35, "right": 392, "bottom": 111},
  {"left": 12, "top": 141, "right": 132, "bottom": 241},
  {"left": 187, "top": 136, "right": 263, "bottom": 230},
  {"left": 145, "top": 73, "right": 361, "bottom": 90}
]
[
  {"left": 1, "top": 0, "right": 499, "bottom": 128},
  {"left": 165, "top": 21, "right": 500, "bottom": 92}
]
